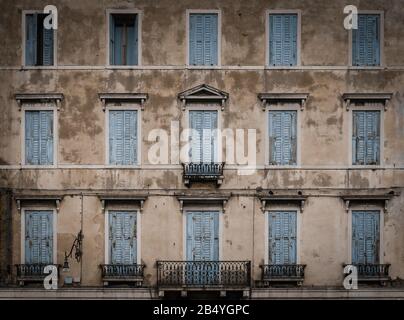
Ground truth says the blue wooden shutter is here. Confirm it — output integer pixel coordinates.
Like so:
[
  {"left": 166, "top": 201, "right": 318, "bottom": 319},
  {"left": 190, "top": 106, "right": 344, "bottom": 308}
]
[
  {"left": 25, "top": 111, "right": 53, "bottom": 165},
  {"left": 352, "top": 211, "right": 380, "bottom": 264},
  {"left": 269, "top": 111, "right": 297, "bottom": 165},
  {"left": 109, "top": 110, "right": 137, "bottom": 165},
  {"left": 269, "top": 14, "right": 297, "bottom": 66},
  {"left": 353, "top": 111, "right": 380, "bottom": 165},
  {"left": 25, "top": 14, "right": 37, "bottom": 66},
  {"left": 190, "top": 111, "right": 217, "bottom": 162},
  {"left": 268, "top": 211, "right": 297, "bottom": 264},
  {"left": 189, "top": 14, "right": 218, "bottom": 65},
  {"left": 42, "top": 25, "right": 54, "bottom": 66},
  {"left": 25, "top": 211, "right": 53, "bottom": 264},
  {"left": 186, "top": 211, "right": 219, "bottom": 261},
  {"left": 190, "top": 111, "right": 202, "bottom": 162},
  {"left": 112, "top": 17, "right": 123, "bottom": 65},
  {"left": 126, "top": 15, "right": 138, "bottom": 65},
  {"left": 353, "top": 15, "right": 380, "bottom": 66},
  {"left": 110, "top": 211, "right": 137, "bottom": 264},
  {"left": 109, "top": 15, "right": 115, "bottom": 64}
]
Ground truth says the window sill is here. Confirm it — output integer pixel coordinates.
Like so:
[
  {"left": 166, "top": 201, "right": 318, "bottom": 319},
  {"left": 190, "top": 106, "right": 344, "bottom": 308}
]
[{"left": 186, "top": 65, "right": 221, "bottom": 70}]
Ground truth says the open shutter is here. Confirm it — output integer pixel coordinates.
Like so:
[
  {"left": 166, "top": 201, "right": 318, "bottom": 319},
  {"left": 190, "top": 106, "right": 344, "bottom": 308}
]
[
  {"left": 42, "top": 26, "right": 54, "bottom": 66},
  {"left": 126, "top": 15, "right": 138, "bottom": 65},
  {"left": 25, "top": 14, "right": 37, "bottom": 66}
]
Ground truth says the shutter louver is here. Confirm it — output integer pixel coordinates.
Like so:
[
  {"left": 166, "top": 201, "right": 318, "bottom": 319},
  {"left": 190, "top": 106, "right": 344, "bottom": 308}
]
[{"left": 352, "top": 211, "right": 380, "bottom": 264}]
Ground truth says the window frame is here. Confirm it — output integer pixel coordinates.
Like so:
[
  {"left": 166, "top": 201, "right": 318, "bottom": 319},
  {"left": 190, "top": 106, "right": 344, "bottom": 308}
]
[
  {"left": 264, "top": 206, "right": 301, "bottom": 265},
  {"left": 21, "top": 104, "right": 58, "bottom": 168},
  {"left": 347, "top": 205, "right": 383, "bottom": 265},
  {"left": 21, "top": 10, "right": 58, "bottom": 68},
  {"left": 186, "top": 9, "right": 222, "bottom": 68},
  {"left": 265, "top": 103, "right": 301, "bottom": 168},
  {"left": 348, "top": 103, "right": 384, "bottom": 168},
  {"left": 105, "top": 104, "right": 142, "bottom": 167},
  {"left": 348, "top": 10, "right": 384, "bottom": 68},
  {"left": 106, "top": 9, "right": 142, "bottom": 68},
  {"left": 20, "top": 207, "right": 57, "bottom": 265},
  {"left": 265, "top": 9, "right": 302, "bottom": 68}
]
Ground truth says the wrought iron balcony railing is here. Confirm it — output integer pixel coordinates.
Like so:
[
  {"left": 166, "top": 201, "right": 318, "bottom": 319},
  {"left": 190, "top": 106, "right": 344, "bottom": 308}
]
[
  {"left": 182, "top": 162, "right": 225, "bottom": 185},
  {"left": 15, "top": 264, "right": 60, "bottom": 286},
  {"left": 260, "top": 264, "right": 306, "bottom": 285},
  {"left": 157, "top": 261, "right": 251, "bottom": 288},
  {"left": 100, "top": 264, "right": 145, "bottom": 286},
  {"left": 349, "top": 264, "right": 391, "bottom": 282}
]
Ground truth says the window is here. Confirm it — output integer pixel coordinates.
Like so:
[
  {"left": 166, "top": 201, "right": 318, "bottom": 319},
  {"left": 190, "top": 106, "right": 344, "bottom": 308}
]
[
  {"left": 25, "top": 110, "right": 54, "bottom": 165},
  {"left": 108, "top": 211, "right": 137, "bottom": 264},
  {"left": 188, "top": 13, "right": 219, "bottom": 66},
  {"left": 352, "top": 210, "right": 380, "bottom": 264},
  {"left": 108, "top": 110, "right": 138, "bottom": 165},
  {"left": 267, "top": 211, "right": 297, "bottom": 264},
  {"left": 25, "top": 13, "right": 54, "bottom": 66},
  {"left": 352, "top": 14, "right": 381, "bottom": 66},
  {"left": 352, "top": 110, "right": 380, "bottom": 165},
  {"left": 24, "top": 210, "right": 54, "bottom": 264},
  {"left": 268, "top": 110, "right": 297, "bottom": 165},
  {"left": 189, "top": 110, "right": 218, "bottom": 163},
  {"left": 268, "top": 13, "right": 298, "bottom": 66},
  {"left": 109, "top": 13, "right": 139, "bottom": 65}
]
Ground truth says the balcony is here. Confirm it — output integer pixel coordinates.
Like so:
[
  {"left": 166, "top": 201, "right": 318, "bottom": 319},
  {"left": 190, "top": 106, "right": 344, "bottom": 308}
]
[
  {"left": 100, "top": 264, "right": 145, "bottom": 287},
  {"left": 15, "top": 264, "right": 60, "bottom": 286},
  {"left": 157, "top": 261, "right": 250, "bottom": 295},
  {"left": 258, "top": 264, "right": 306, "bottom": 286},
  {"left": 182, "top": 162, "right": 225, "bottom": 186},
  {"left": 348, "top": 264, "right": 391, "bottom": 284}
]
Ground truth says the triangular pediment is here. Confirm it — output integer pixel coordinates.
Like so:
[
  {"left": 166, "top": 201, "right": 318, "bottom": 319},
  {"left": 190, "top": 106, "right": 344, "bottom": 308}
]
[{"left": 178, "top": 84, "right": 229, "bottom": 101}]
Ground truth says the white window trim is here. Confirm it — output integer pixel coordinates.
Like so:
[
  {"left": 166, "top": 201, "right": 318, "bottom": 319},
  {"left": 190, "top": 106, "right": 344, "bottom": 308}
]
[
  {"left": 265, "top": 9, "right": 302, "bottom": 68},
  {"left": 264, "top": 206, "right": 301, "bottom": 265},
  {"left": 105, "top": 104, "right": 142, "bottom": 167},
  {"left": 347, "top": 205, "right": 384, "bottom": 264},
  {"left": 182, "top": 206, "right": 223, "bottom": 261},
  {"left": 21, "top": 207, "right": 57, "bottom": 264},
  {"left": 348, "top": 10, "right": 384, "bottom": 68},
  {"left": 21, "top": 104, "right": 58, "bottom": 168},
  {"left": 264, "top": 103, "right": 301, "bottom": 168},
  {"left": 186, "top": 9, "right": 222, "bottom": 68},
  {"left": 21, "top": 10, "right": 58, "bottom": 68},
  {"left": 106, "top": 9, "right": 143, "bottom": 68},
  {"left": 104, "top": 209, "right": 141, "bottom": 265},
  {"left": 348, "top": 104, "right": 384, "bottom": 168},
  {"left": 184, "top": 104, "right": 223, "bottom": 163}
]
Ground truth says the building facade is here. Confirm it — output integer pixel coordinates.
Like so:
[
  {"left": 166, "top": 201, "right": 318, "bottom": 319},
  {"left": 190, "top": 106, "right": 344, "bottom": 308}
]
[{"left": 0, "top": 0, "right": 404, "bottom": 299}]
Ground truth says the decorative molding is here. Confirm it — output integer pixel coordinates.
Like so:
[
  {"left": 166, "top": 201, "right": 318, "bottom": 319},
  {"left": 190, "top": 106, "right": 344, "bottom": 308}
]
[
  {"left": 98, "top": 195, "right": 148, "bottom": 213},
  {"left": 259, "top": 195, "right": 307, "bottom": 213},
  {"left": 178, "top": 84, "right": 229, "bottom": 111},
  {"left": 258, "top": 93, "right": 309, "bottom": 111},
  {"left": 342, "top": 93, "right": 393, "bottom": 111},
  {"left": 98, "top": 93, "right": 149, "bottom": 111},
  {"left": 341, "top": 194, "right": 394, "bottom": 213},
  {"left": 15, "top": 93, "right": 64, "bottom": 111},
  {"left": 176, "top": 195, "right": 230, "bottom": 213},
  {"left": 14, "top": 195, "right": 64, "bottom": 214}
]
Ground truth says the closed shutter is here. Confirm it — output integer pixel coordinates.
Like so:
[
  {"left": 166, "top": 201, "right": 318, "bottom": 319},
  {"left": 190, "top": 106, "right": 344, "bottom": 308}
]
[
  {"left": 352, "top": 110, "right": 380, "bottom": 165},
  {"left": 352, "top": 211, "right": 380, "bottom": 264},
  {"left": 25, "top": 211, "right": 53, "bottom": 264},
  {"left": 189, "top": 110, "right": 217, "bottom": 162},
  {"left": 189, "top": 14, "right": 218, "bottom": 65},
  {"left": 109, "top": 211, "right": 137, "bottom": 264},
  {"left": 269, "top": 14, "right": 297, "bottom": 66},
  {"left": 186, "top": 211, "right": 219, "bottom": 261},
  {"left": 352, "top": 15, "right": 380, "bottom": 66},
  {"left": 25, "top": 14, "right": 37, "bottom": 66},
  {"left": 268, "top": 111, "right": 297, "bottom": 165},
  {"left": 268, "top": 211, "right": 297, "bottom": 264},
  {"left": 25, "top": 110, "right": 53, "bottom": 165},
  {"left": 109, "top": 110, "right": 137, "bottom": 165},
  {"left": 42, "top": 26, "right": 54, "bottom": 66}
]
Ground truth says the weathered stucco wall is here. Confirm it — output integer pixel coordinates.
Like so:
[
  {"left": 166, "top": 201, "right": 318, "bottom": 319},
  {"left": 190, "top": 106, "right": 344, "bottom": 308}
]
[{"left": 0, "top": 0, "right": 403, "bottom": 289}]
